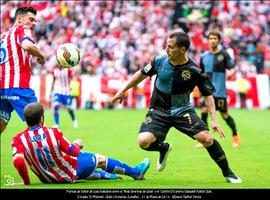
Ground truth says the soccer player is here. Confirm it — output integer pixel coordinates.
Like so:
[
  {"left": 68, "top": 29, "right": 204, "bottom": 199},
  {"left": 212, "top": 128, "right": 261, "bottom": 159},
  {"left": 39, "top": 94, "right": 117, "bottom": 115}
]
[
  {"left": 0, "top": 7, "right": 45, "bottom": 134},
  {"left": 50, "top": 65, "right": 78, "bottom": 128},
  {"left": 199, "top": 31, "right": 240, "bottom": 148},
  {"left": 11, "top": 102, "right": 150, "bottom": 185},
  {"left": 112, "top": 31, "right": 241, "bottom": 183}
]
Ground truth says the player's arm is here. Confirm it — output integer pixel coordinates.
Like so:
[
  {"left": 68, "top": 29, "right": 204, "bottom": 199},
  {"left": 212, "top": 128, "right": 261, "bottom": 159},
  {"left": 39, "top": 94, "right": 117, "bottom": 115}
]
[
  {"left": 224, "top": 50, "right": 235, "bottom": 79},
  {"left": 57, "top": 130, "right": 81, "bottom": 156},
  {"left": 204, "top": 95, "right": 225, "bottom": 138},
  {"left": 50, "top": 76, "right": 56, "bottom": 96},
  {"left": 22, "top": 39, "right": 45, "bottom": 64},
  {"left": 12, "top": 137, "right": 30, "bottom": 185},
  {"left": 112, "top": 70, "right": 147, "bottom": 104},
  {"left": 13, "top": 153, "right": 30, "bottom": 185},
  {"left": 226, "top": 68, "right": 235, "bottom": 79}
]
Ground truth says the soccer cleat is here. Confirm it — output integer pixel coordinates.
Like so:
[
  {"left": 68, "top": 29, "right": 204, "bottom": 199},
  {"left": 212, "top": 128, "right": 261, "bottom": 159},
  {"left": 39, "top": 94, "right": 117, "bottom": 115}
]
[
  {"left": 133, "top": 158, "right": 150, "bottom": 180},
  {"left": 225, "top": 173, "right": 242, "bottom": 183},
  {"left": 157, "top": 142, "right": 172, "bottom": 172},
  {"left": 233, "top": 135, "right": 240, "bottom": 147},
  {"left": 73, "top": 120, "right": 78, "bottom": 129},
  {"left": 195, "top": 143, "right": 205, "bottom": 148}
]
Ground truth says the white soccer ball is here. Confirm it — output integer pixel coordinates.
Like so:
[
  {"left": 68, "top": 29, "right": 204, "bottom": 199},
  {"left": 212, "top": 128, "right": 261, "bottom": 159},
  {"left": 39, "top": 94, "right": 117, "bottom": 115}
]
[{"left": 56, "top": 43, "right": 80, "bottom": 68}]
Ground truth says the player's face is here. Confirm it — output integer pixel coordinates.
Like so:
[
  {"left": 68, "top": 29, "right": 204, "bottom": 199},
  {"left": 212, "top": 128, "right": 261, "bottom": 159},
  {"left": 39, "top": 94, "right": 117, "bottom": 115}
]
[
  {"left": 166, "top": 37, "right": 184, "bottom": 61},
  {"left": 208, "top": 35, "right": 219, "bottom": 49},
  {"left": 17, "top": 12, "right": 37, "bottom": 30}
]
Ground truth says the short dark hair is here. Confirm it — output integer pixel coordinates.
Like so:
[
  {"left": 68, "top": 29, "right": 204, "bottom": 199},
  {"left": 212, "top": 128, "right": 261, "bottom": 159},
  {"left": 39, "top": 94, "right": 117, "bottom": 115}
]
[
  {"left": 23, "top": 103, "right": 44, "bottom": 127},
  {"left": 168, "top": 31, "right": 190, "bottom": 50},
  {"left": 15, "top": 7, "right": 37, "bottom": 19},
  {"left": 207, "top": 31, "right": 221, "bottom": 41}
]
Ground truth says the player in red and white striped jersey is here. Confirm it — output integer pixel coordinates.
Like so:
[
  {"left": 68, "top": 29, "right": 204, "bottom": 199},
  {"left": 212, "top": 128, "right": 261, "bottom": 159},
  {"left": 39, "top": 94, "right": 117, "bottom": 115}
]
[
  {"left": 11, "top": 103, "right": 150, "bottom": 185},
  {"left": 0, "top": 7, "right": 45, "bottom": 134},
  {"left": 50, "top": 66, "right": 78, "bottom": 128}
]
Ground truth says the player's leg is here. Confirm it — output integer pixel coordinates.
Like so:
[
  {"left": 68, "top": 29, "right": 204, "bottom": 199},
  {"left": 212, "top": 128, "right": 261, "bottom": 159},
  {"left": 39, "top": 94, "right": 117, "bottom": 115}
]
[
  {"left": 200, "top": 101, "right": 209, "bottom": 127},
  {"left": 195, "top": 101, "right": 208, "bottom": 148},
  {"left": 52, "top": 93, "right": 61, "bottom": 128},
  {"left": 221, "top": 111, "right": 240, "bottom": 147},
  {"left": 217, "top": 97, "right": 240, "bottom": 147},
  {"left": 0, "top": 119, "right": 8, "bottom": 134},
  {"left": 0, "top": 89, "right": 10, "bottom": 134},
  {"left": 3, "top": 88, "right": 37, "bottom": 134},
  {"left": 138, "top": 110, "right": 172, "bottom": 172},
  {"left": 194, "top": 130, "right": 241, "bottom": 183},
  {"left": 65, "top": 95, "right": 78, "bottom": 128},
  {"left": 95, "top": 153, "right": 150, "bottom": 180},
  {"left": 175, "top": 109, "right": 241, "bottom": 183},
  {"left": 85, "top": 170, "right": 122, "bottom": 180}
]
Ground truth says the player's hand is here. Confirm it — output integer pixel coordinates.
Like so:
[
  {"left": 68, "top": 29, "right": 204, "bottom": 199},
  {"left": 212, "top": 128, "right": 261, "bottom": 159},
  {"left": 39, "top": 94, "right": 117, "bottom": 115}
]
[
  {"left": 211, "top": 120, "right": 225, "bottom": 138},
  {"left": 111, "top": 91, "right": 125, "bottom": 104},
  {"left": 73, "top": 139, "right": 84, "bottom": 149},
  {"left": 37, "top": 55, "right": 45, "bottom": 65}
]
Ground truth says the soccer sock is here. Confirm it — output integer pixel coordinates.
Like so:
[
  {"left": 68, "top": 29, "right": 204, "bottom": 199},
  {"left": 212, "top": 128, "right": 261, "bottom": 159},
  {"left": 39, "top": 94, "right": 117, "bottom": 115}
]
[
  {"left": 201, "top": 112, "right": 208, "bottom": 127},
  {"left": 53, "top": 106, "right": 59, "bottom": 125},
  {"left": 225, "top": 115, "right": 237, "bottom": 135},
  {"left": 206, "top": 139, "right": 232, "bottom": 176},
  {"left": 105, "top": 157, "right": 139, "bottom": 178},
  {"left": 144, "top": 140, "right": 164, "bottom": 152},
  {"left": 68, "top": 109, "right": 75, "bottom": 121},
  {"left": 86, "top": 170, "right": 115, "bottom": 180}
]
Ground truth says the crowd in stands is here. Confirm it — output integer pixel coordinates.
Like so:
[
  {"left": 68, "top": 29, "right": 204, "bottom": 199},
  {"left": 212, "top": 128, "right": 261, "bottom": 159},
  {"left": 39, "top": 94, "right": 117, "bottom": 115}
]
[{"left": 1, "top": 0, "right": 270, "bottom": 77}]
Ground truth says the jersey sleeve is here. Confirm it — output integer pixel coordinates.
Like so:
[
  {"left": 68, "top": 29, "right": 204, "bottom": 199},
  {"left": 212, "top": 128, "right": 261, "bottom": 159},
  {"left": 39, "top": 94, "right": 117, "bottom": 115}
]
[
  {"left": 141, "top": 57, "right": 157, "bottom": 77},
  {"left": 224, "top": 50, "right": 235, "bottom": 70},
  {"left": 196, "top": 71, "right": 216, "bottom": 96},
  {"left": 18, "top": 25, "right": 35, "bottom": 45},
  {"left": 200, "top": 55, "right": 205, "bottom": 72},
  {"left": 56, "top": 129, "right": 80, "bottom": 157}
]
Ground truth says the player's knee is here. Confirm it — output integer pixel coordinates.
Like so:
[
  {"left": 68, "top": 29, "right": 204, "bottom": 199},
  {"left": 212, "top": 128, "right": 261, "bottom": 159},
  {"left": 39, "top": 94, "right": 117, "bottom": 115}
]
[
  {"left": 195, "top": 131, "right": 213, "bottom": 147},
  {"left": 138, "top": 133, "right": 153, "bottom": 149},
  {"left": 95, "top": 154, "right": 106, "bottom": 169},
  {"left": 200, "top": 135, "right": 213, "bottom": 147}
]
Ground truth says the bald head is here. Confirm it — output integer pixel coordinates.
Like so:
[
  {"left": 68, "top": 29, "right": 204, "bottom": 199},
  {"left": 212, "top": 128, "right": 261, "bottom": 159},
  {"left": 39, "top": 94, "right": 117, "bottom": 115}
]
[{"left": 24, "top": 103, "right": 44, "bottom": 127}]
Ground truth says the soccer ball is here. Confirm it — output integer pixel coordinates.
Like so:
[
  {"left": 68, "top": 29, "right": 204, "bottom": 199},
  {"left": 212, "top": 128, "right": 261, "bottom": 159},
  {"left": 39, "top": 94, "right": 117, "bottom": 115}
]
[{"left": 56, "top": 43, "right": 80, "bottom": 68}]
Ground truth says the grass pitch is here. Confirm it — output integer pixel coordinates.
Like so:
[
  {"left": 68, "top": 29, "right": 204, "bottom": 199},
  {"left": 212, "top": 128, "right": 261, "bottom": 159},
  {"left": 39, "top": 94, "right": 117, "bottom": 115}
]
[{"left": 1, "top": 108, "right": 270, "bottom": 189}]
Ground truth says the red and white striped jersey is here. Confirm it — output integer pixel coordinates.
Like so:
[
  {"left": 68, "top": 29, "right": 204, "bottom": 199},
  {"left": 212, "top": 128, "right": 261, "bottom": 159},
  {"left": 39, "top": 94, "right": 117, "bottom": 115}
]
[
  {"left": 12, "top": 126, "right": 79, "bottom": 183},
  {"left": 0, "top": 25, "right": 35, "bottom": 89},
  {"left": 52, "top": 67, "right": 73, "bottom": 95}
]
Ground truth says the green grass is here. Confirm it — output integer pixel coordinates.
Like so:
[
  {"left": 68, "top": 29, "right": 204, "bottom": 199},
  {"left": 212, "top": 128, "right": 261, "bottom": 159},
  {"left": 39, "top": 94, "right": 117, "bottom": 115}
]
[{"left": 1, "top": 108, "right": 270, "bottom": 189}]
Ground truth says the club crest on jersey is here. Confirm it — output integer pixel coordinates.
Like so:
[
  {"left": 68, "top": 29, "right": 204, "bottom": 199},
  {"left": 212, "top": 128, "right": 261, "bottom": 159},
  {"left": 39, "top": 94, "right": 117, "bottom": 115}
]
[
  {"left": 217, "top": 55, "right": 224, "bottom": 61},
  {"left": 144, "top": 116, "right": 152, "bottom": 125},
  {"left": 181, "top": 70, "right": 191, "bottom": 80}
]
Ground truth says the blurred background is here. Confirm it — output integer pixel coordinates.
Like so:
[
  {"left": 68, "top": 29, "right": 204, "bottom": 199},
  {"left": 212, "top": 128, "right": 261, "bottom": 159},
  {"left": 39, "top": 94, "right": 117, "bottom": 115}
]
[{"left": 1, "top": 0, "right": 270, "bottom": 110}]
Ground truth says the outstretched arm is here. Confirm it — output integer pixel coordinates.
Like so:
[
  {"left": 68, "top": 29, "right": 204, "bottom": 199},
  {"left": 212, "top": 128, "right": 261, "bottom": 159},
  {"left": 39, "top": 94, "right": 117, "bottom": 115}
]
[
  {"left": 22, "top": 39, "right": 45, "bottom": 64},
  {"left": 204, "top": 95, "right": 225, "bottom": 138},
  {"left": 112, "top": 70, "right": 146, "bottom": 104}
]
